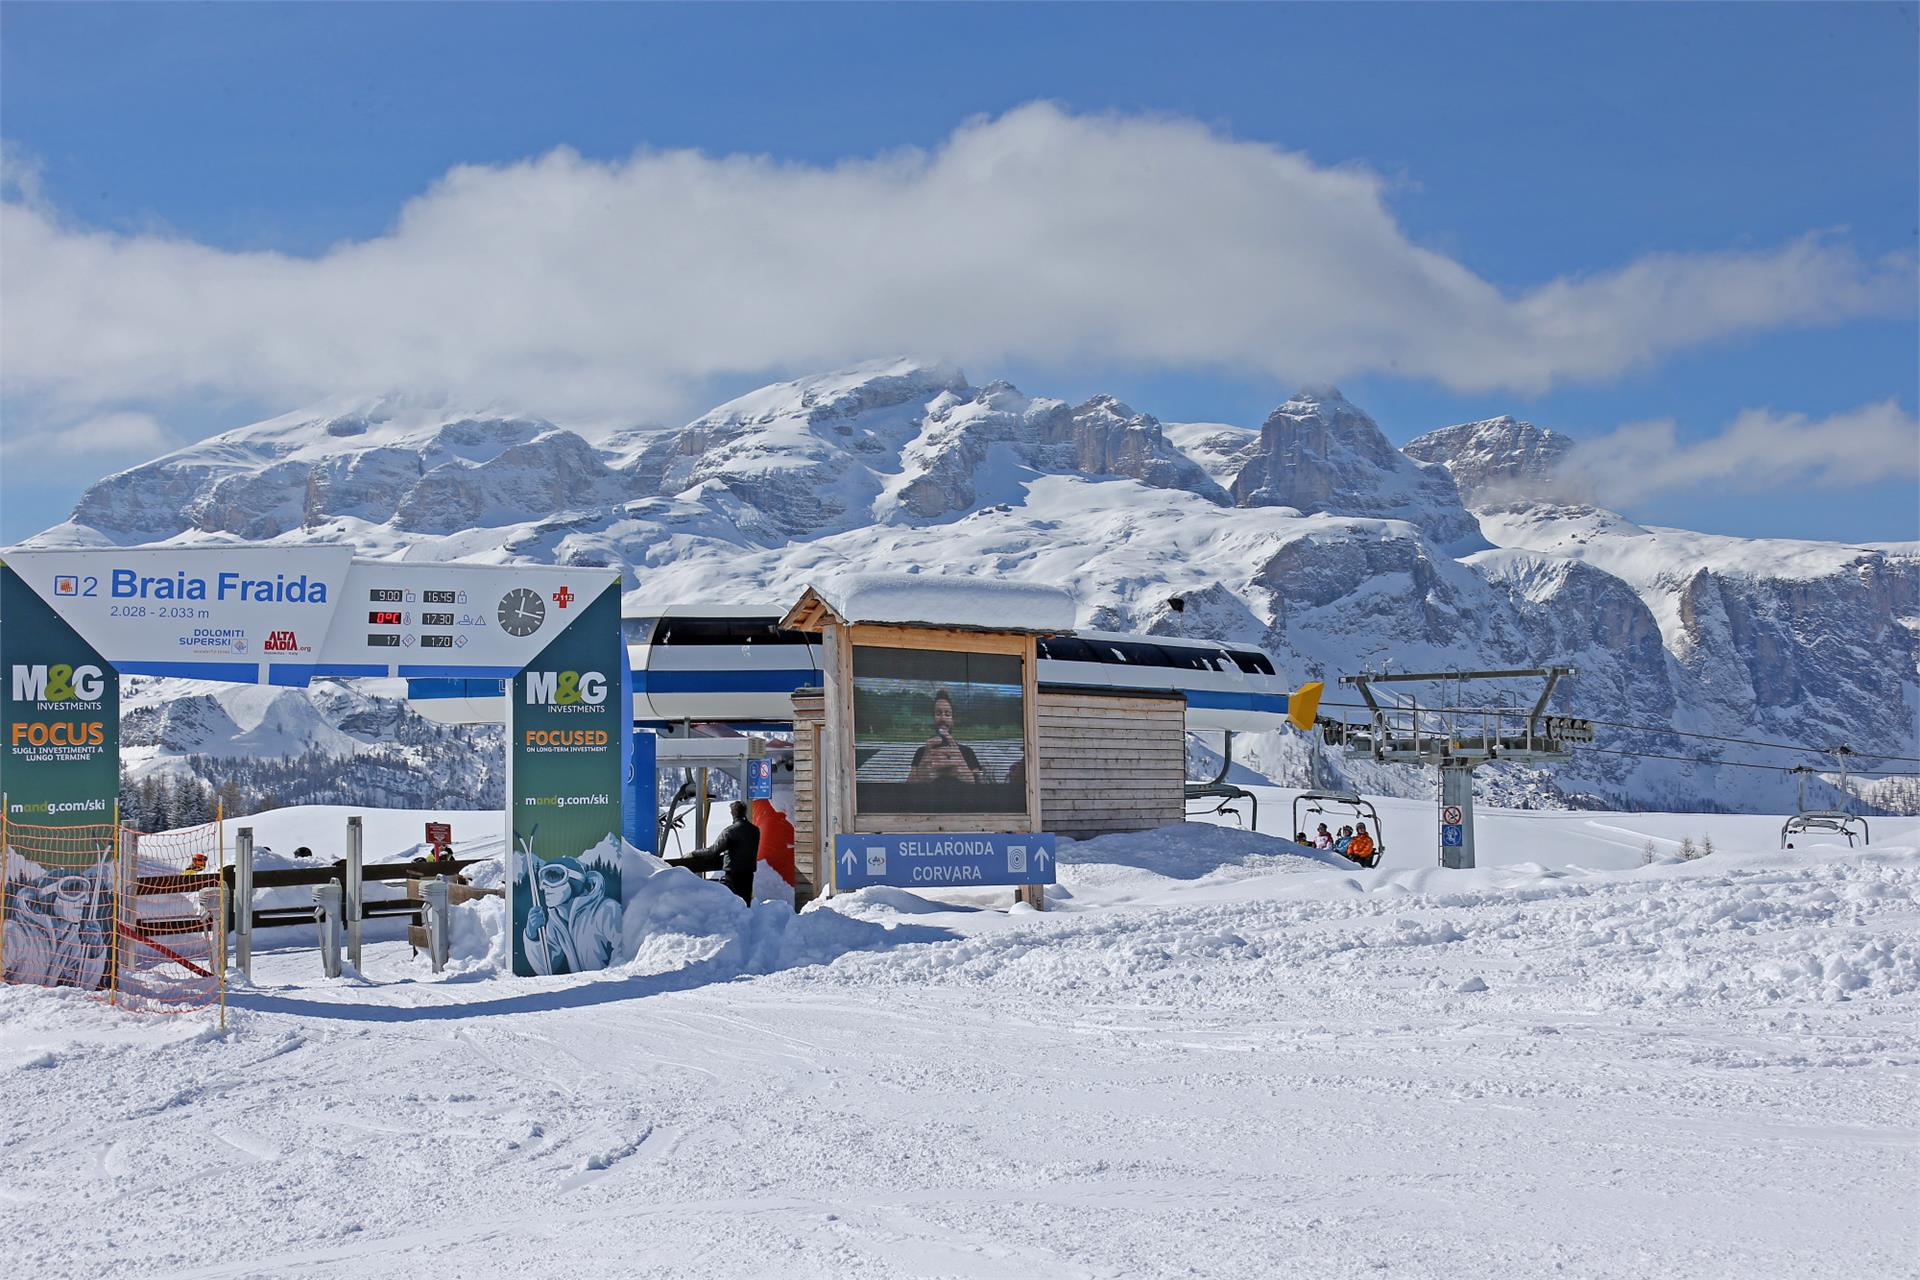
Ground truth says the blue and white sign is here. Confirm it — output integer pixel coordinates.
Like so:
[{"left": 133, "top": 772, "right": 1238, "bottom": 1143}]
[
  {"left": 834, "top": 832, "right": 1056, "bottom": 890},
  {"left": 2, "top": 546, "right": 613, "bottom": 684},
  {"left": 1440, "top": 823, "right": 1464, "bottom": 847},
  {"left": 747, "top": 759, "right": 773, "bottom": 799}
]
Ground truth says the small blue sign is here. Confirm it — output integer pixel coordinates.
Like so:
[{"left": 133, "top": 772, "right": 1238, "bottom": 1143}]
[
  {"left": 1440, "top": 823, "right": 1464, "bottom": 847},
  {"left": 834, "top": 832, "right": 1057, "bottom": 890},
  {"left": 747, "top": 759, "right": 772, "bottom": 800}
]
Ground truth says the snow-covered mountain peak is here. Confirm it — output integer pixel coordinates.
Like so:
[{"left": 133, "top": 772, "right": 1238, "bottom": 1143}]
[
  {"left": 1403, "top": 416, "right": 1578, "bottom": 506},
  {"left": 1075, "top": 392, "right": 1138, "bottom": 420},
  {"left": 186, "top": 392, "right": 564, "bottom": 458},
  {"left": 65, "top": 399, "right": 604, "bottom": 542},
  {"left": 688, "top": 358, "right": 969, "bottom": 430},
  {"left": 1229, "top": 387, "right": 1481, "bottom": 548}
]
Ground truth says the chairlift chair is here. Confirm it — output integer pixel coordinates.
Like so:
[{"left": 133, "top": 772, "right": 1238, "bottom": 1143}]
[
  {"left": 1186, "top": 781, "right": 1257, "bottom": 828},
  {"left": 1780, "top": 810, "right": 1869, "bottom": 850},
  {"left": 1293, "top": 790, "right": 1385, "bottom": 867},
  {"left": 657, "top": 777, "right": 698, "bottom": 856},
  {"left": 1184, "top": 729, "right": 1259, "bottom": 828}
]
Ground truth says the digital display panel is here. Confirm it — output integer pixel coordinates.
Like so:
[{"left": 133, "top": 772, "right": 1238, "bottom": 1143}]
[
  {"left": 422, "top": 612, "right": 454, "bottom": 626},
  {"left": 852, "top": 646, "right": 1026, "bottom": 815},
  {"left": 366, "top": 634, "right": 401, "bottom": 648},
  {"left": 420, "top": 634, "right": 454, "bottom": 649},
  {"left": 424, "top": 590, "right": 458, "bottom": 604},
  {"left": 369, "top": 588, "right": 403, "bottom": 603},
  {"left": 368, "top": 610, "right": 404, "bottom": 625}
]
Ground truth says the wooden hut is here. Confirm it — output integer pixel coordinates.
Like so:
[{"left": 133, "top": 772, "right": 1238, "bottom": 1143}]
[{"left": 779, "top": 574, "right": 1185, "bottom": 908}]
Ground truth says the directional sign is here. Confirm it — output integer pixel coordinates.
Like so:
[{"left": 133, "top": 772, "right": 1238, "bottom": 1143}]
[
  {"left": 834, "top": 833, "right": 1056, "bottom": 890},
  {"left": 1441, "top": 804, "right": 1464, "bottom": 826},
  {"left": 2, "top": 547, "right": 617, "bottom": 684},
  {"left": 747, "top": 759, "right": 773, "bottom": 800},
  {"left": 1440, "top": 824, "right": 1464, "bottom": 847},
  {"left": 3, "top": 545, "right": 353, "bottom": 676}
]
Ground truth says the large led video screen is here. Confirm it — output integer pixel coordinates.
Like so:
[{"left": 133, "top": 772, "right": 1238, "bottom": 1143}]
[{"left": 852, "top": 646, "right": 1027, "bottom": 815}]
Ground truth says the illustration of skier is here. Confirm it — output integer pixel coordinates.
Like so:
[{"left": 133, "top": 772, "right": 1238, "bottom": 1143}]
[
  {"left": 3, "top": 854, "right": 114, "bottom": 990},
  {"left": 516, "top": 831, "right": 622, "bottom": 975}
]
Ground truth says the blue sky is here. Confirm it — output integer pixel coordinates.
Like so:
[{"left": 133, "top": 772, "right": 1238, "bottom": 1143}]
[{"left": 2, "top": 2, "right": 1915, "bottom": 543}]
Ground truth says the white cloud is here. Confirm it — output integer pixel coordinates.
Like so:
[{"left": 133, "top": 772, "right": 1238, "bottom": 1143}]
[
  {"left": 1563, "top": 400, "right": 1920, "bottom": 506},
  {"left": 0, "top": 410, "right": 169, "bottom": 458},
  {"left": 0, "top": 103, "right": 1910, "bottom": 425},
  {"left": 0, "top": 142, "right": 46, "bottom": 210}
]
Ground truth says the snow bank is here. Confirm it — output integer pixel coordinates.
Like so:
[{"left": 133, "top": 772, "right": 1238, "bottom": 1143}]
[
  {"left": 446, "top": 838, "right": 911, "bottom": 981},
  {"left": 1056, "top": 821, "right": 1351, "bottom": 886},
  {"left": 445, "top": 824, "right": 1340, "bottom": 984},
  {"left": 212, "top": 810, "right": 1920, "bottom": 1023}
]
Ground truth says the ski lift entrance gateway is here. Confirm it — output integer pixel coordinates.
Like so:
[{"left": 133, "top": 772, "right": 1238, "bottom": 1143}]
[
  {"left": 0, "top": 544, "right": 630, "bottom": 983},
  {"left": 1292, "top": 790, "right": 1385, "bottom": 867}
]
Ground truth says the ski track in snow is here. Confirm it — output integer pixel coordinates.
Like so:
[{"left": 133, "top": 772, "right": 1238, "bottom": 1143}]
[{"left": 2, "top": 808, "right": 1916, "bottom": 1279}]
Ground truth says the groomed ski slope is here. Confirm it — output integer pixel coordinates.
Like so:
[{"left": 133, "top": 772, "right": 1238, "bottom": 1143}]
[{"left": 3, "top": 794, "right": 1916, "bottom": 1279}]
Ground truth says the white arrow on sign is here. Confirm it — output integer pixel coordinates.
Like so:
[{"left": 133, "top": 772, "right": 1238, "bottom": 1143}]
[
  {"left": 1032, "top": 845, "right": 1051, "bottom": 871},
  {"left": 840, "top": 848, "right": 857, "bottom": 875}
]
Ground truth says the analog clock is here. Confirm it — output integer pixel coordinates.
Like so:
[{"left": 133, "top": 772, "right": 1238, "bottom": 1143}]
[{"left": 497, "top": 587, "right": 547, "bottom": 637}]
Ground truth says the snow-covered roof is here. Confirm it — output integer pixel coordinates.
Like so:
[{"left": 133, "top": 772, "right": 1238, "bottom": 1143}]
[{"left": 782, "top": 572, "right": 1076, "bottom": 634}]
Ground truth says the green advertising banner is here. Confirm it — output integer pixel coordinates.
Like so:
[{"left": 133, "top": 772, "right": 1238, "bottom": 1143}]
[
  {"left": 509, "top": 578, "right": 626, "bottom": 976},
  {"left": 0, "top": 560, "right": 120, "bottom": 828}
]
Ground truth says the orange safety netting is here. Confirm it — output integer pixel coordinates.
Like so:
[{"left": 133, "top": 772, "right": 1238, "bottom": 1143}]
[
  {"left": 1, "top": 814, "right": 224, "bottom": 1019},
  {"left": 117, "top": 819, "right": 224, "bottom": 1015}
]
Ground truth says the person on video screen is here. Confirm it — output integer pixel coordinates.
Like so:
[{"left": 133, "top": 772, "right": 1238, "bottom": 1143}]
[{"left": 906, "top": 687, "right": 986, "bottom": 785}]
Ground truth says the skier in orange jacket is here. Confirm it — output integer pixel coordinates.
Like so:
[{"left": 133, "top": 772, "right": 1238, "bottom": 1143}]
[{"left": 1345, "top": 824, "right": 1376, "bottom": 866}]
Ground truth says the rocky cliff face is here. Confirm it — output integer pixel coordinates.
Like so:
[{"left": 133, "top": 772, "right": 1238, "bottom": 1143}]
[
  {"left": 1403, "top": 416, "right": 1576, "bottom": 506},
  {"left": 34, "top": 363, "right": 1919, "bottom": 815},
  {"left": 1230, "top": 388, "right": 1481, "bottom": 548}
]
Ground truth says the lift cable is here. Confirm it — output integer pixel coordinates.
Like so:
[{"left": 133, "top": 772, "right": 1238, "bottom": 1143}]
[
  {"left": 1579, "top": 718, "right": 1920, "bottom": 764},
  {"left": 1316, "top": 700, "right": 1920, "bottom": 765},
  {"left": 1579, "top": 745, "right": 1915, "bottom": 779}
]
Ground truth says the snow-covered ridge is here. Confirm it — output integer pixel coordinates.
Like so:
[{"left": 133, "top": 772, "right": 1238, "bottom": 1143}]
[
  {"left": 1476, "top": 503, "right": 1904, "bottom": 584},
  {"left": 20, "top": 361, "right": 1919, "bottom": 814}
]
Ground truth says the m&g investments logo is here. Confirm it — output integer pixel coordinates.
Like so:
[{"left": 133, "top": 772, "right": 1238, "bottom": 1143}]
[
  {"left": 11, "top": 663, "right": 107, "bottom": 707},
  {"left": 524, "top": 669, "right": 608, "bottom": 707},
  {"left": 9, "top": 663, "right": 109, "bottom": 751}
]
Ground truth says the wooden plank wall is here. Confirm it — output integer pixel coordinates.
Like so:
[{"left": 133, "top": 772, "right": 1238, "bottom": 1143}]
[
  {"left": 1037, "top": 690, "right": 1186, "bottom": 838},
  {"left": 791, "top": 691, "right": 825, "bottom": 908},
  {"left": 795, "top": 685, "right": 1185, "bottom": 895}
]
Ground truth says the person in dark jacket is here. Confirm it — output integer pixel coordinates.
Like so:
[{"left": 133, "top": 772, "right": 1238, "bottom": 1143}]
[{"left": 679, "top": 800, "right": 760, "bottom": 903}]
